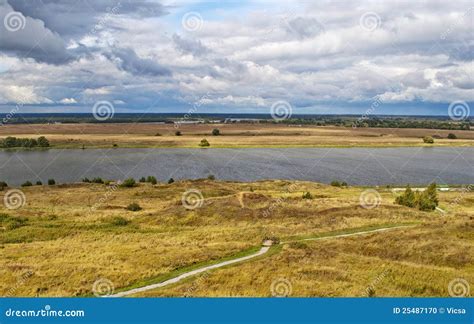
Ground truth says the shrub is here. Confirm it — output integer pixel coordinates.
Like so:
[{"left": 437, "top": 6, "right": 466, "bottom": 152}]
[
  {"left": 82, "top": 177, "right": 91, "bottom": 183},
  {"left": 139, "top": 177, "right": 146, "bottom": 182},
  {"left": 37, "top": 136, "right": 50, "bottom": 147},
  {"left": 423, "top": 136, "right": 434, "bottom": 144},
  {"left": 92, "top": 177, "right": 104, "bottom": 184},
  {"left": 126, "top": 203, "right": 142, "bottom": 212},
  {"left": 212, "top": 128, "right": 220, "bottom": 136},
  {"left": 0, "top": 181, "right": 8, "bottom": 190},
  {"left": 112, "top": 143, "right": 118, "bottom": 148},
  {"left": 168, "top": 178, "right": 175, "bottom": 184},
  {"left": 120, "top": 178, "right": 136, "bottom": 188},
  {"left": 395, "top": 183, "right": 438, "bottom": 211},
  {"left": 175, "top": 131, "right": 182, "bottom": 136},
  {"left": 47, "top": 179, "right": 56, "bottom": 185},
  {"left": 395, "top": 185, "right": 416, "bottom": 208},
  {"left": 447, "top": 133, "right": 457, "bottom": 139},
  {"left": 341, "top": 181, "right": 348, "bottom": 187},
  {"left": 207, "top": 174, "right": 215, "bottom": 180},
  {"left": 155, "top": 132, "right": 162, "bottom": 136},
  {"left": 107, "top": 216, "right": 130, "bottom": 226},
  {"left": 302, "top": 192, "right": 313, "bottom": 199},
  {"left": 21, "top": 181, "right": 33, "bottom": 187},
  {"left": 331, "top": 180, "right": 347, "bottom": 187},
  {"left": 146, "top": 176, "right": 157, "bottom": 185},
  {"left": 36, "top": 181, "right": 43, "bottom": 185},
  {"left": 199, "top": 139, "right": 210, "bottom": 147}
]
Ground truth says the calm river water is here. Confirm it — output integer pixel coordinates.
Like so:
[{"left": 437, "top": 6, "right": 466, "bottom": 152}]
[{"left": 0, "top": 147, "right": 473, "bottom": 186}]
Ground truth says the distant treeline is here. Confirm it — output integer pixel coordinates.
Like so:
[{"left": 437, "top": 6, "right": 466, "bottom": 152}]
[
  {"left": 0, "top": 114, "right": 471, "bottom": 130},
  {"left": 0, "top": 136, "right": 50, "bottom": 148}
]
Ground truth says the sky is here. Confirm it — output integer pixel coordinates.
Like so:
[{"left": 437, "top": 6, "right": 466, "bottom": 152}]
[{"left": 0, "top": 0, "right": 472, "bottom": 116}]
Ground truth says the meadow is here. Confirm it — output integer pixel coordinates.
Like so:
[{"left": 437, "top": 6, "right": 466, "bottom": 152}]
[
  {"left": 0, "top": 123, "right": 473, "bottom": 148},
  {"left": 1, "top": 179, "right": 472, "bottom": 297}
]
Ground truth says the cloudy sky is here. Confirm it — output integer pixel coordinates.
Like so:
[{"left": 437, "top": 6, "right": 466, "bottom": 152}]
[{"left": 0, "top": 0, "right": 472, "bottom": 115}]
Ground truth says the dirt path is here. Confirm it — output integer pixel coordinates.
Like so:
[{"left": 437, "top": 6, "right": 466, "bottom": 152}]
[{"left": 108, "top": 225, "right": 413, "bottom": 297}]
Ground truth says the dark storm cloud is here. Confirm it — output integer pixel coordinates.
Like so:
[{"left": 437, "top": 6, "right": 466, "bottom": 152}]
[
  {"left": 105, "top": 47, "right": 171, "bottom": 76},
  {"left": 172, "top": 34, "right": 208, "bottom": 56},
  {"left": 7, "top": 0, "right": 168, "bottom": 38}
]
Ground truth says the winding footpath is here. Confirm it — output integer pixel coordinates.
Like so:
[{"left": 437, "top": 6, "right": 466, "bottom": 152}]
[{"left": 108, "top": 225, "right": 413, "bottom": 297}]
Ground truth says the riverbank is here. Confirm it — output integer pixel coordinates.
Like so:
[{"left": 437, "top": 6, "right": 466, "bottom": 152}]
[
  {"left": 1, "top": 123, "right": 473, "bottom": 149},
  {"left": 1, "top": 179, "right": 472, "bottom": 297}
]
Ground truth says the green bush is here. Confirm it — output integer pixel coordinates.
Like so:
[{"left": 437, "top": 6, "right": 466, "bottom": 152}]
[
  {"left": 120, "top": 178, "right": 136, "bottom": 188},
  {"left": 447, "top": 133, "right": 457, "bottom": 139},
  {"left": 21, "top": 181, "right": 33, "bottom": 187},
  {"left": 0, "top": 214, "right": 28, "bottom": 230},
  {"left": 126, "top": 203, "right": 142, "bottom": 211},
  {"left": 212, "top": 128, "right": 220, "bottom": 136},
  {"left": 37, "top": 136, "right": 50, "bottom": 147},
  {"left": 423, "top": 136, "right": 434, "bottom": 144},
  {"left": 0, "top": 181, "right": 8, "bottom": 190},
  {"left": 47, "top": 179, "right": 56, "bottom": 185},
  {"left": 207, "top": 174, "right": 215, "bottom": 180},
  {"left": 92, "top": 177, "right": 104, "bottom": 184},
  {"left": 302, "top": 192, "right": 313, "bottom": 199},
  {"left": 395, "top": 183, "right": 438, "bottom": 211},
  {"left": 82, "top": 178, "right": 91, "bottom": 183},
  {"left": 139, "top": 177, "right": 146, "bottom": 183},
  {"left": 168, "top": 178, "right": 175, "bottom": 184},
  {"left": 146, "top": 176, "right": 157, "bottom": 185},
  {"left": 0, "top": 136, "right": 50, "bottom": 148},
  {"left": 331, "top": 181, "right": 344, "bottom": 187},
  {"left": 106, "top": 216, "right": 130, "bottom": 226},
  {"left": 175, "top": 131, "right": 182, "bottom": 136},
  {"left": 199, "top": 138, "right": 210, "bottom": 147},
  {"left": 36, "top": 181, "right": 42, "bottom": 185}
]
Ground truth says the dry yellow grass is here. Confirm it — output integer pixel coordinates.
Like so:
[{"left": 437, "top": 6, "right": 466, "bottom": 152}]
[
  {"left": 1, "top": 123, "right": 473, "bottom": 148},
  {"left": 0, "top": 180, "right": 472, "bottom": 297}
]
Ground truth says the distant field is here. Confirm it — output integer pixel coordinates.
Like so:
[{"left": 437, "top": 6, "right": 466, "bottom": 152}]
[
  {"left": 1, "top": 180, "right": 472, "bottom": 297},
  {"left": 0, "top": 123, "right": 473, "bottom": 148}
]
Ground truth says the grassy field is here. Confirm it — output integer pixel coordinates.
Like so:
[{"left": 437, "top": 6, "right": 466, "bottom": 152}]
[
  {"left": 0, "top": 180, "right": 472, "bottom": 297},
  {"left": 1, "top": 123, "right": 473, "bottom": 148}
]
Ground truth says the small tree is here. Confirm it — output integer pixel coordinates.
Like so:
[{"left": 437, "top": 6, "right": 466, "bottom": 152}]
[
  {"left": 423, "top": 136, "right": 434, "bottom": 144},
  {"left": 126, "top": 202, "right": 142, "bottom": 211},
  {"left": 120, "top": 178, "right": 136, "bottom": 188},
  {"left": 0, "top": 181, "right": 7, "bottom": 190},
  {"left": 139, "top": 177, "right": 146, "bottom": 183},
  {"left": 48, "top": 179, "right": 56, "bottom": 185},
  {"left": 168, "top": 178, "right": 175, "bottom": 184},
  {"left": 330, "top": 181, "right": 341, "bottom": 187},
  {"left": 199, "top": 139, "right": 210, "bottom": 147},
  {"left": 146, "top": 176, "right": 157, "bottom": 185},
  {"left": 21, "top": 181, "right": 33, "bottom": 187},
  {"left": 212, "top": 128, "right": 220, "bottom": 136},
  {"left": 36, "top": 181, "right": 43, "bottom": 185},
  {"left": 302, "top": 192, "right": 313, "bottom": 199},
  {"left": 447, "top": 133, "right": 457, "bottom": 139},
  {"left": 395, "top": 185, "right": 416, "bottom": 207},
  {"left": 37, "top": 136, "right": 50, "bottom": 147},
  {"left": 175, "top": 131, "right": 182, "bottom": 136},
  {"left": 207, "top": 174, "right": 215, "bottom": 180}
]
